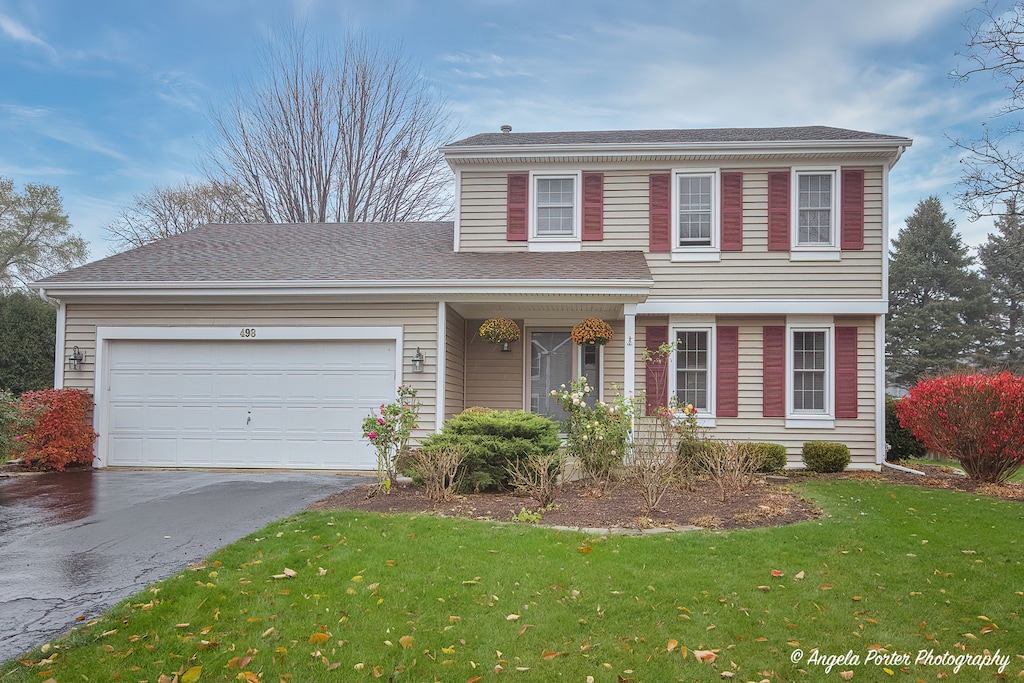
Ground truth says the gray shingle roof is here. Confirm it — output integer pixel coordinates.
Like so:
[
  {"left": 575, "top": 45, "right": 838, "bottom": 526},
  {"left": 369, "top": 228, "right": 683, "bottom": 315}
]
[
  {"left": 446, "top": 125, "right": 910, "bottom": 148},
  {"left": 37, "top": 222, "right": 651, "bottom": 286}
]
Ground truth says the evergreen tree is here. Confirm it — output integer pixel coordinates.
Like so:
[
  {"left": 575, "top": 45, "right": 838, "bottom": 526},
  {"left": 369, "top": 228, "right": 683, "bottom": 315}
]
[
  {"left": 0, "top": 291, "right": 56, "bottom": 394},
  {"left": 887, "top": 197, "right": 989, "bottom": 388},
  {"left": 978, "top": 201, "right": 1024, "bottom": 372}
]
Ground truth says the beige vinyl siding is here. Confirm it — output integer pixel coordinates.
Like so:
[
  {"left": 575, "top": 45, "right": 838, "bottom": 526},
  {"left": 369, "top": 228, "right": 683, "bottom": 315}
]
[
  {"left": 458, "top": 171, "right": 521, "bottom": 252},
  {"left": 62, "top": 300, "right": 439, "bottom": 443},
  {"left": 463, "top": 319, "right": 525, "bottom": 410},
  {"left": 444, "top": 306, "right": 466, "bottom": 420},
  {"left": 457, "top": 165, "right": 884, "bottom": 299},
  {"left": 599, "top": 320, "right": 626, "bottom": 399},
  {"left": 634, "top": 315, "right": 878, "bottom": 468}
]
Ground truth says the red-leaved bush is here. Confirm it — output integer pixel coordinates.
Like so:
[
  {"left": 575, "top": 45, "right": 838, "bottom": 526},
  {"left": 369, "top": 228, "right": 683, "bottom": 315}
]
[
  {"left": 18, "top": 388, "right": 98, "bottom": 471},
  {"left": 896, "top": 372, "right": 1024, "bottom": 483}
]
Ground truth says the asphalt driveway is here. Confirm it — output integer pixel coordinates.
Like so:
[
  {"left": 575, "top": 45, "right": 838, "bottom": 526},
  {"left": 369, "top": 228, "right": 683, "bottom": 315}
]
[{"left": 0, "top": 469, "right": 363, "bottom": 662}]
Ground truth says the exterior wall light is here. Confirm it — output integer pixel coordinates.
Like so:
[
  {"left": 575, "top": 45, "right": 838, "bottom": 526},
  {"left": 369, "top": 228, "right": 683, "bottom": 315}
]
[
  {"left": 68, "top": 346, "right": 84, "bottom": 371},
  {"left": 411, "top": 347, "right": 425, "bottom": 373}
]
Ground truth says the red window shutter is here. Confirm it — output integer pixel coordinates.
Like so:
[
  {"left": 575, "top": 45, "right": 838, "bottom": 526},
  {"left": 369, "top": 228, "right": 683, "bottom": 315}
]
[
  {"left": 716, "top": 326, "right": 739, "bottom": 417},
  {"left": 841, "top": 169, "right": 865, "bottom": 250},
  {"left": 506, "top": 173, "right": 528, "bottom": 241},
  {"left": 645, "top": 325, "right": 669, "bottom": 413},
  {"left": 767, "top": 171, "right": 790, "bottom": 252},
  {"left": 720, "top": 172, "right": 743, "bottom": 251},
  {"left": 835, "top": 326, "right": 859, "bottom": 418},
  {"left": 762, "top": 326, "right": 786, "bottom": 417},
  {"left": 649, "top": 173, "right": 671, "bottom": 252},
  {"left": 582, "top": 172, "right": 604, "bottom": 241}
]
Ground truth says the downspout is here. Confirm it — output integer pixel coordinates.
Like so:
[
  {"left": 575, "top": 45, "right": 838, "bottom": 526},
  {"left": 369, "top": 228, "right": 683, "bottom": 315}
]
[{"left": 882, "top": 460, "right": 926, "bottom": 476}]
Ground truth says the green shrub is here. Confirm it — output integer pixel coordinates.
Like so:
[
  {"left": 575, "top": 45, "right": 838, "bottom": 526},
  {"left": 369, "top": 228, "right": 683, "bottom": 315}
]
[
  {"left": 751, "top": 442, "right": 788, "bottom": 473},
  {"left": 885, "top": 396, "right": 926, "bottom": 461},
  {"left": 802, "top": 441, "right": 851, "bottom": 473},
  {"left": 421, "top": 409, "right": 560, "bottom": 492},
  {"left": 1, "top": 390, "right": 35, "bottom": 462},
  {"left": 676, "top": 438, "right": 709, "bottom": 478}
]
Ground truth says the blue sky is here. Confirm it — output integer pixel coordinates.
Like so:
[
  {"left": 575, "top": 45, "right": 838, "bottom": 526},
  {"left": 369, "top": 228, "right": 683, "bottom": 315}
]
[{"left": 0, "top": 0, "right": 1010, "bottom": 259}]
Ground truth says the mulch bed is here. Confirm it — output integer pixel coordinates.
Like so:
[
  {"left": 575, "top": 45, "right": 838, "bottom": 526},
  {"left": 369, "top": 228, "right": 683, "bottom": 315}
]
[{"left": 311, "top": 462, "right": 1024, "bottom": 531}]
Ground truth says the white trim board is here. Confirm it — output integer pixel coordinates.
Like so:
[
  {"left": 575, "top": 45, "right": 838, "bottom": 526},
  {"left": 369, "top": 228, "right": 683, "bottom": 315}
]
[{"left": 637, "top": 299, "right": 887, "bottom": 315}]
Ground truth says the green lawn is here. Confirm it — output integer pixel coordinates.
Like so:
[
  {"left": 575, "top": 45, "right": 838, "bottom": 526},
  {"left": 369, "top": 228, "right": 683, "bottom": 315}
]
[
  {"left": 902, "top": 458, "right": 1024, "bottom": 484},
  {"left": 2, "top": 480, "right": 1022, "bottom": 682}
]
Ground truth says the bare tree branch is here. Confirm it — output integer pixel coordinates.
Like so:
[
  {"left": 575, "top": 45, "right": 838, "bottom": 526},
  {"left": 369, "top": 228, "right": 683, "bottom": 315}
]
[
  {"left": 104, "top": 179, "right": 264, "bottom": 251},
  {"left": 208, "top": 27, "right": 456, "bottom": 224}
]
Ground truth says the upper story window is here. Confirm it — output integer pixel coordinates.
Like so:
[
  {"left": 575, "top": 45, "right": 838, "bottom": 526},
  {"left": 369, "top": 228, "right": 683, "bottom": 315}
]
[
  {"left": 791, "top": 168, "right": 840, "bottom": 258},
  {"left": 536, "top": 177, "right": 575, "bottom": 236},
  {"left": 671, "top": 169, "right": 720, "bottom": 261},
  {"left": 528, "top": 172, "right": 582, "bottom": 250}
]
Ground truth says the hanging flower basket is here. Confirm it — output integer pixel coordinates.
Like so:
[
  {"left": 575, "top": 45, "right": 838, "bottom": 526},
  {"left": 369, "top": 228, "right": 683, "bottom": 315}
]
[
  {"left": 479, "top": 317, "right": 521, "bottom": 345},
  {"left": 572, "top": 318, "right": 614, "bottom": 346}
]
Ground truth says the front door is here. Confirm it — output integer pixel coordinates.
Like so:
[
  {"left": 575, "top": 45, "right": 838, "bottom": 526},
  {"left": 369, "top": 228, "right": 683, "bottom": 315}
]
[{"left": 529, "top": 331, "right": 574, "bottom": 422}]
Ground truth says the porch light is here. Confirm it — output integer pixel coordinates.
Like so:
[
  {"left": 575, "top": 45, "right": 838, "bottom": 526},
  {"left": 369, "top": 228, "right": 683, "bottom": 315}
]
[
  {"left": 411, "top": 347, "right": 425, "bottom": 373},
  {"left": 67, "top": 346, "right": 84, "bottom": 371}
]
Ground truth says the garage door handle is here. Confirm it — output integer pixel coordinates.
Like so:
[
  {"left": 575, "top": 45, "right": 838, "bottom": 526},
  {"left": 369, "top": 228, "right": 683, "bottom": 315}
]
[{"left": 247, "top": 411, "right": 251, "bottom": 425}]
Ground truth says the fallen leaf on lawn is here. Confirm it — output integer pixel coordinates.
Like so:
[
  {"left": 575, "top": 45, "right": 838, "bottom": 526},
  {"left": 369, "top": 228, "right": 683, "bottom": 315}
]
[
  {"left": 318, "top": 567, "right": 327, "bottom": 576},
  {"left": 506, "top": 614, "right": 520, "bottom": 621},
  {"left": 980, "top": 623, "right": 999, "bottom": 634},
  {"left": 757, "top": 586, "right": 770, "bottom": 591},
  {"left": 819, "top": 584, "right": 833, "bottom": 590},
  {"left": 181, "top": 666, "right": 202, "bottom": 683},
  {"left": 308, "top": 633, "right": 330, "bottom": 645},
  {"left": 542, "top": 650, "right": 561, "bottom": 659},
  {"left": 449, "top": 616, "right": 461, "bottom": 623},
  {"left": 577, "top": 546, "right": 592, "bottom": 553},
  {"left": 693, "top": 649, "right": 718, "bottom": 664},
  {"left": 351, "top": 575, "right": 363, "bottom": 582},
  {"left": 721, "top": 672, "right": 735, "bottom": 679},
  {"left": 517, "top": 624, "right": 532, "bottom": 637},
  {"left": 771, "top": 570, "right": 784, "bottom": 577},
  {"left": 794, "top": 571, "right": 805, "bottom": 580},
  {"left": 282, "top": 568, "right": 296, "bottom": 577},
  {"left": 175, "top": 623, "right": 191, "bottom": 629},
  {"left": 261, "top": 627, "right": 275, "bottom": 638},
  {"left": 839, "top": 671, "right": 853, "bottom": 680},
  {"left": 494, "top": 664, "right": 504, "bottom": 673},
  {"left": 399, "top": 635, "right": 414, "bottom": 649},
  {"left": 961, "top": 550, "right": 976, "bottom": 555},
  {"left": 516, "top": 667, "right": 530, "bottom": 672},
  {"left": 467, "top": 677, "right": 482, "bottom": 683},
  {"left": 667, "top": 639, "right": 678, "bottom": 651}
]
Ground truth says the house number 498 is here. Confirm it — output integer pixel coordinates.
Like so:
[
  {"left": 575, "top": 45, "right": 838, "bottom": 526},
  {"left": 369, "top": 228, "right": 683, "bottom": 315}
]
[{"left": 239, "top": 328, "right": 257, "bottom": 338}]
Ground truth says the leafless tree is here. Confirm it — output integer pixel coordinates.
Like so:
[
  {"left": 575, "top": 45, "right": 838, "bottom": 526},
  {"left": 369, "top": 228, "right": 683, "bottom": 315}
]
[
  {"left": 105, "top": 179, "right": 264, "bottom": 251},
  {"left": 208, "top": 28, "right": 456, "bottom": 224},
  {"left": 953, "top": 3, "right": 1024, "bottom": 219}
]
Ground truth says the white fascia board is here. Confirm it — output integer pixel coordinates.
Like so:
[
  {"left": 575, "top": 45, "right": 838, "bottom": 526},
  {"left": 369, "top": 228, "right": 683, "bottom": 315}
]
[
  {"left": 96, "top": 326, "right": 405, "bottom": 342},
  {"left": 442, "top": 138, "right": 914, "bottom": 162},
  {"left": 636, "top": 299, "right": 888, "bottom": 315},
  {"left": 40, "top": 279, "right": 654, "bottom": 299}
]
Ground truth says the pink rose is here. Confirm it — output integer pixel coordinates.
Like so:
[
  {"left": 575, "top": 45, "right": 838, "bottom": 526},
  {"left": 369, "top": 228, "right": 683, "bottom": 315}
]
[
  {"left": 367, "top": 432, "right": 377, "bottom": 439},
  {"left": 378, "top": 417, "right": 385, "bottom": 424}
]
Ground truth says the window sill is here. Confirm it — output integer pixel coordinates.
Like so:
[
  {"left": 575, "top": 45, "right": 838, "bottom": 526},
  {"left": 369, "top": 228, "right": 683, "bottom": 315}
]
[
  {"left": 790, "top": 250, "right": 841, "bottom": 262},
  {"left": 785, "top": 416, "right": 835, "bottom": 429},
  {"left": 528, "top": 240, "right": 581, "bottom": 252},
  {"left": 671, "top": 250, "right": 721, "bottom": 263}
]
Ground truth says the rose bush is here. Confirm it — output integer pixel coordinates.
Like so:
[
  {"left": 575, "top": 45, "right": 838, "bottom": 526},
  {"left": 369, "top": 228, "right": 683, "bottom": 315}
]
[
  {"left": 896, "top": 371, "right": 1024, "bottom": 483},
  {"left": 362, "top": 385, "right": 420, "bottom": 492},
  {"left": 551, "top": 378, "right": 630, "bottom": 486}
]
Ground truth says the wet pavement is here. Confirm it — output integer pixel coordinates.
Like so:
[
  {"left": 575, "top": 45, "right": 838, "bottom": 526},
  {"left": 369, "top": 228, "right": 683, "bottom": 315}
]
[{"left": 0, "top": 469, "right": 363, "bottom": 662}]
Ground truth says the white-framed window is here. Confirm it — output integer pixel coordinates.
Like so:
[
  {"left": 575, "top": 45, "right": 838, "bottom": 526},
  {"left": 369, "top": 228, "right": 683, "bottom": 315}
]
[
  {"left": 669, "top": 324, "right": 716, "bottom": 423},
  {"left": 791, "top": 167, "right": 840, "bottom": 260},
  {"left": 672, "top": 169, "right": 720, "bottom": 262},
  {"left": 530, "top": 171, "right": 581, "bottom": 249},
  {"left": 785, "top": 320, "right": 834, "bottom": 428}
]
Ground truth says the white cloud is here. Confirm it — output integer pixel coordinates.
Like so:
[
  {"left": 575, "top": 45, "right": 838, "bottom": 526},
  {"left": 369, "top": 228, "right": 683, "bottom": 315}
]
[
  {"left": 0, "top": 104, "right": 128, "bottom": 161},
  {"left": 0, "top": 12, "right": 56, "bottom": 58}
]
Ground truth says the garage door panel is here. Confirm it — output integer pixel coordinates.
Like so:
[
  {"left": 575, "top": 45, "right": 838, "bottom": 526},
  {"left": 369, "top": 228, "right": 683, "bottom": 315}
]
[{"left": 106, "top": 337, "right": 397, "bottom": 469}]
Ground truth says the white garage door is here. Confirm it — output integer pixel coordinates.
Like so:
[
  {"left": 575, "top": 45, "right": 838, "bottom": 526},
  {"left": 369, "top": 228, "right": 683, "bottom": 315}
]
[{"left": 105, "top": 338, "right": 396, "bottom": 469}]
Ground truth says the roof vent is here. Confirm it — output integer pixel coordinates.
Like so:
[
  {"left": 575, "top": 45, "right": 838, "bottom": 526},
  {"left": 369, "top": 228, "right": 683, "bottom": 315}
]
[{"left": 500, "top": 124, "right": 512, "bottom": 134}]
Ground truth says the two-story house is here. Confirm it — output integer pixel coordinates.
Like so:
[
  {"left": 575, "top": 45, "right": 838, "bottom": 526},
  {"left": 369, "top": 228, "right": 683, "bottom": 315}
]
[{"left": 35, "top": 125, "right": 911, "bottom": 471}]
